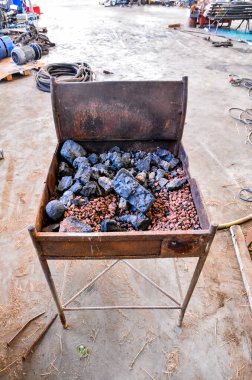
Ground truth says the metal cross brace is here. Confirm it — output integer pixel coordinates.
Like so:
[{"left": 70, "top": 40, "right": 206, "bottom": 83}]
[{"left": 62, "top": 259, "right": 182, "bottom": 312}]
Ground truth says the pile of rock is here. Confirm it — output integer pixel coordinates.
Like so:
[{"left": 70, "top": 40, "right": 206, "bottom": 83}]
[{"left": 44, "top": 139, "right": 200, "bottom": 233}]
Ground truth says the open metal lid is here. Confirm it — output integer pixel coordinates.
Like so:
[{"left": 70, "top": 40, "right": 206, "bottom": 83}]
[{"left": 51, "top": 77, "right": 187, "bottom": 143}]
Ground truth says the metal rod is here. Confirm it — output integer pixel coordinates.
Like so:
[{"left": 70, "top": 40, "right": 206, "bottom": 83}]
[
  {"left": 173, "top": 258, "right": 183, "bottom": 303},
  {"left": 177, "top": 225, "right": 216, "bottom": 327},
  {"left": 63, "top": 260, "right": 120, "bottom": 308},
  {"left": 122, "top": 260, "right": 180, "bottom": 306},
  {"left": 177, "top": 255, "right": 207, "bottom": 327},
  {"left": 64, "top": 306, "right": 181, "bottom": 311},
  {"left": 28, "top": 226, "right": 67, "bottom": 328},
  {"left": 230, "top": 225, "right": 252, "bottom": 313},
  {"left": 7, "top": 311, "right": 45, "bottom": 347},
  {"left": 22, "top": 314, "right": 58, "bottom": 361}
]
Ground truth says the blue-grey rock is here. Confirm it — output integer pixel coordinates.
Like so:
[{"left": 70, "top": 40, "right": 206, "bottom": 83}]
[
  {"left": 129, "top": 168, "right": 137, "bottom": 177},
  {"left": 75, "top": 165, "right": 92, "bottom": 185},
  {"left": 118, "top": 213, "right": 151, "bottom": 230},
  {"left": 60, "top": 140, "right": 86, "bottom": 165},
  {"left": 69, "top": 181, "right": 82, "bottom": 194},
  {"left": 71, "top": 198, "right": 88, "bottom": 206},
  {"left": 151, "top": 153, "right": 160, "bottom": 166},
  {"left": 99, "top": 153, "right": 108, "bottom": 162},
  {"left": 93, "top": 163, "right": 110, "bottom": 177},
  {"left": 169, "top": 158, "right": 180, "bottom": 169},
  {"left": 108, "top": 152, "right": 123, "bottom": 170},
  {"left": 80, "top": 182, "right": 97, "bottom": 197},
  {"left": 88, "top": 153, "right": 98, "bottom": 165},
  {"left": 136, "top": 171, "right": 147, "bottom": 184},
  {"left": 59, "top": 217, "right": 92, "bottom": 233},
  {"left": 98, "top": 177, "right": 113, "bottom": 193},
  {"left": 121, "top": 152, "right": 131, "bottom": 167},
  {"left": 46, "top": 200, "right": 65, "bottom": 221},
  {"left": 128, "top": 204, "right": 137, "bottom": 212},
  {"left": 156, "top": 169, "right": 165, "bottom": 181},
  {"left": 148, "top": 172, "right": 156, "bottom": 180},
  {"left": 109, "top": 146, "right": 121, "bottom": 153},
  {"left": 135, "top": 156, "right": 151, "bottom": 173},
  {"left": 166, "top": 177, "right": 187, "bottom": 191},
  {"left": 118, "top": 197, "right": 128, "bottom": 211},
  {"left": 170, "top": 170, "right": 177, "bottom": 178},
  {"left": 58, "top": 162, "right": 74, "bottom": 178},
  {"left": 112, "top": 169, "right": 154, "bottom": 213},
  {"left": 156, "top": 148, "right": 171, "bottom": 157},
  {"left": 57, "top": 176, "right": 73, "bottom": 192},
  {"left": 59, "top": 190, "right": 74, "bottom": 206},
  {"left": 134, "top": 151, "right": 146, "bottom": 160},
  {"left": 159, "top": 178, "right": 168, "bottom": 188},
  {"left": 104, "top": 160, "right": 111, "bottom": 168},
  {"left": 147, "top": 179, "right": 155, "bottom": 188},
  {"left": 73, "top": 156, "right": 89, "bottom": 170},
  {"left": 163, "top": 152, "right": 174, "bottom": 162},
  {"left": 159, "top": 160, "right": 171, "bottom": 172},
  {"left": 101, "top": 219, "right": 120, "bottom": 232},
  {"left": 90, "top": 167, "right": 100, "bottom": 180}
]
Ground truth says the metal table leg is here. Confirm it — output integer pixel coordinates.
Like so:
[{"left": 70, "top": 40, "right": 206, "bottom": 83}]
[
  {"left": 28, "top": 226, "right": 67, "bottom": 328},
  {"left": 177, "top": 255, "right": 207, "bottom": 327}
]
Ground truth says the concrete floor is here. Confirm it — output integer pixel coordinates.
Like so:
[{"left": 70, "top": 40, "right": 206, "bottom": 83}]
[{"left": 0, "top": 0, "right": 252, "bottom": 379}]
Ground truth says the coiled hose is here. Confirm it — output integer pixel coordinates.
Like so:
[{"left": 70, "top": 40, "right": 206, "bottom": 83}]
[{"left": 35, "top": 62, "right": 94, "bottom": 92}]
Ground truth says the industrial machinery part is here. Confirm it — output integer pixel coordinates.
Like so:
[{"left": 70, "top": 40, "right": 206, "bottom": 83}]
[
  {"left": 0, "top": 7, "right": 7, "bottom": 29},
  {"left": 30, "top": 43, "right": 42, "bottom": 60},
  {"left": 11, "top": 45, "right": 35, "bottom": 65},
  {"left": 0, "top": 35, "right": 14, "bottom": 60}
]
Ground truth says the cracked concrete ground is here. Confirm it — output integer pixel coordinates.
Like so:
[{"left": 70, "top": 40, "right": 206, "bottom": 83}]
[{"left": 0, "top": 0, "right": 252, "bottom": 379}]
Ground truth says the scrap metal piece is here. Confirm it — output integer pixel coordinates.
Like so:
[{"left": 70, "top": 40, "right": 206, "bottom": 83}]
[
  {"left": 22, "top": 314, "right": 58, "bottom": 361},
  {"left": 230, "top": 225, "right": 252, "bottom": 313},
  {"left": 6, "top": 312, "right": 45, "bottom": 347}
]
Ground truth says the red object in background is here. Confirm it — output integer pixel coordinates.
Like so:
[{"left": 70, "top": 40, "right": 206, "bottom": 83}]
[{"left": 26, "top": 5, "right": 41, "bottom": 15}]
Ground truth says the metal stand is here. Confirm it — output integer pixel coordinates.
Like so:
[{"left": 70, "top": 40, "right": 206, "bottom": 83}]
[{"left": 29, "top": 226, "right": 212, "bottom": 329}]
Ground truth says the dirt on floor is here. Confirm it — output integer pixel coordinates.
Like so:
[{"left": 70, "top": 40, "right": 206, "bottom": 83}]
[{"left": 0, "top": 0, "right": 252, "bottom": 379}]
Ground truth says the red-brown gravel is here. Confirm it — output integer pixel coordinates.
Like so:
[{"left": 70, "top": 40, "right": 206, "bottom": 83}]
[
  {"left": 148, "top": 184, "right": 200, "bottom": 231},
  {"left": 63, "top": 183, "right": 200, "bottom": 232}
]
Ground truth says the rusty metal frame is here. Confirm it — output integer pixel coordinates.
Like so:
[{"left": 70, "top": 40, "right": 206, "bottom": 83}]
[{"left": 29, "top": 226, "right": 212, "bottom": 329}]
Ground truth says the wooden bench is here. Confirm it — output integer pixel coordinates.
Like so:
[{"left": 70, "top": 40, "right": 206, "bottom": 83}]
[{"left": 204, "top": 2, "right": 252, "bottom": 31}]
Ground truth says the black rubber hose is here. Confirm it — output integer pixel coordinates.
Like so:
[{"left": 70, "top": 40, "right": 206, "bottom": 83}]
[{"left": 35, "top": 62, "right": 94, "bottom": 92}]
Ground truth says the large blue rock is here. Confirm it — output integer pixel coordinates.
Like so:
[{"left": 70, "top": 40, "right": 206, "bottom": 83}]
[
  {"left": 60, "top": 140, "right": 87, "bottom": 165},
  {"left": 112, "top": 169, "right": 154, "bottom": 213}
]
